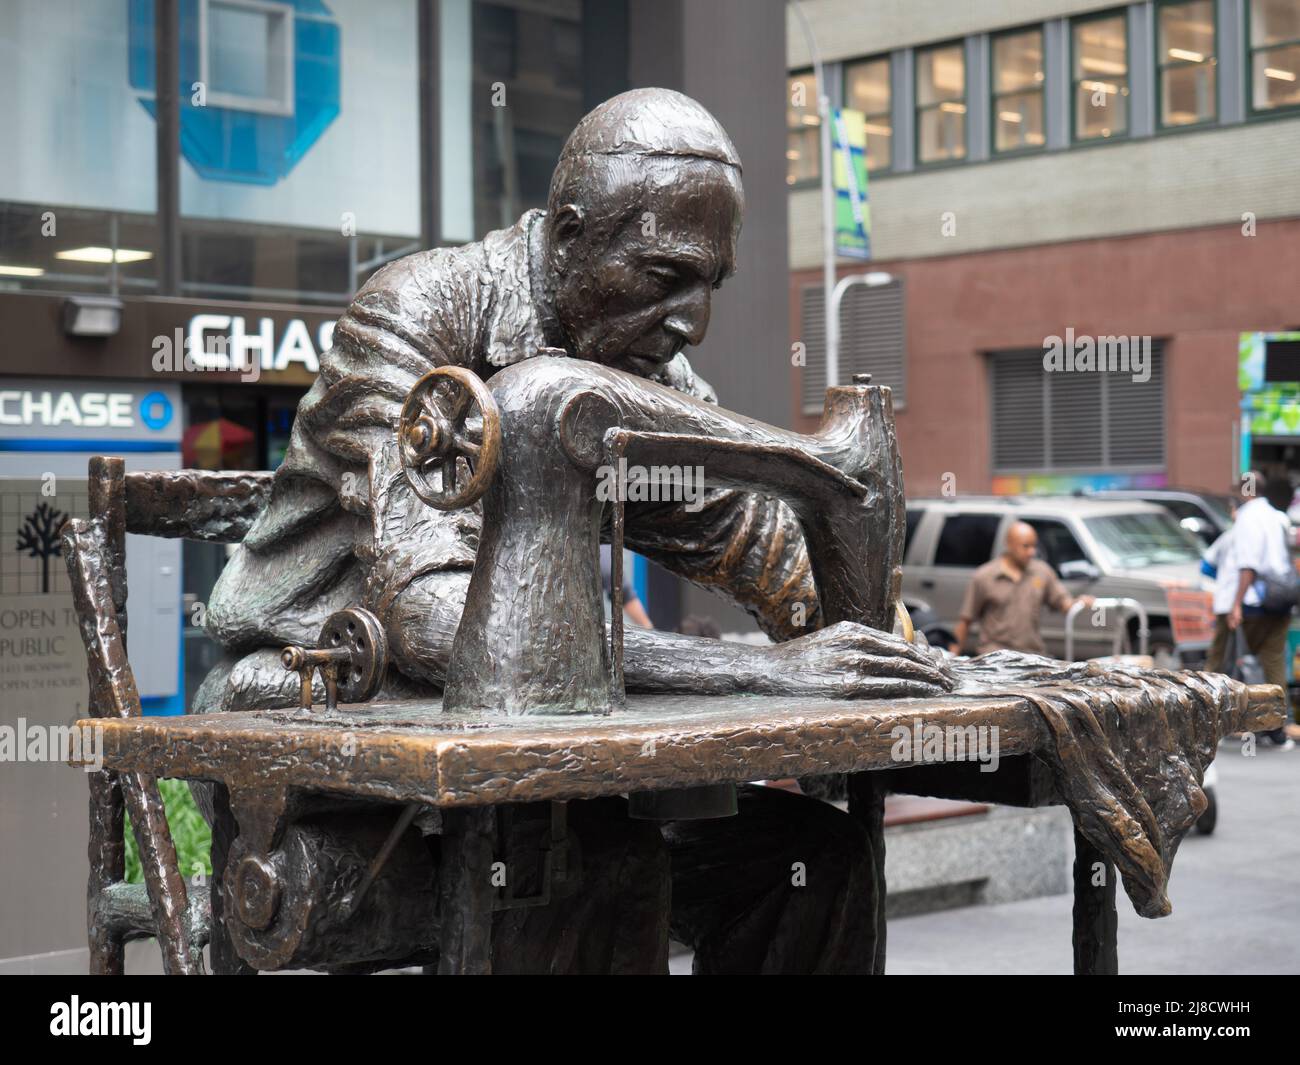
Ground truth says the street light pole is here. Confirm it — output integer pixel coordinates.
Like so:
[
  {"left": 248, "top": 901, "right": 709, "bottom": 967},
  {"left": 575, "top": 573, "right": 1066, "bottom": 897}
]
[
  {"left": 790, "top": 0, "right": 838, "bottom": 387},
  {"left": 830, "top": 270, "right": 897, "bottom": 347}
]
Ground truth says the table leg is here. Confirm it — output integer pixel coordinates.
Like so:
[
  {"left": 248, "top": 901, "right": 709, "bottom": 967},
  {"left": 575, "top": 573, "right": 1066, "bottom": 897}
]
[
  {"left": 1072, "top": 826, "right": 1118, "bottom": 975},
  {"left": 437, "top": 807, "right": 496, "bottom": 975},
  {"left": 847, "top": 772, "right": 888, "bottom": 975},
  {"left": 209, "top": 783, "right": 256, "bottom": 975},
  {"left": 88, "top": 769, "right": 125, "bottom": 975}
]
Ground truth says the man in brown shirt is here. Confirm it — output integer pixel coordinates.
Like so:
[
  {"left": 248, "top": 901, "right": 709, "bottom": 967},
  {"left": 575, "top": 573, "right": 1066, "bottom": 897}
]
[{"left": 950, "top": 521, "right": 1091, "bottom": 656}]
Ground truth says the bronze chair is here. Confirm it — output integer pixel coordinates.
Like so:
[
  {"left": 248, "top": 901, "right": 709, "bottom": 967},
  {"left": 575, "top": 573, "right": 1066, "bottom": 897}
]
[{"left": 62, "top": 455, "right": 272, "bottom": 975}]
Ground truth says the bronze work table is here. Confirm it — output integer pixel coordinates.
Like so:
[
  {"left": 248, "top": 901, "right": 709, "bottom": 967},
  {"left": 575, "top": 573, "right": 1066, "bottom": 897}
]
[{"left": 76, "top": 684, "right": 1283, "bottom": 975}]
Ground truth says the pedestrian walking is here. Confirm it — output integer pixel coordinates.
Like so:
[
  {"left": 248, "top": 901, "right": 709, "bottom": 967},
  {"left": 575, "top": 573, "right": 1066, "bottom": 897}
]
[
  {"left": 1203, "top": 500, "right": 1238, "bottom": 674},
  {"left": 1227, "top": 471, "right": 1296, "bottom": 749},
  {"left": 951, "top": 521, "right": 1093, "bottom": 656}
]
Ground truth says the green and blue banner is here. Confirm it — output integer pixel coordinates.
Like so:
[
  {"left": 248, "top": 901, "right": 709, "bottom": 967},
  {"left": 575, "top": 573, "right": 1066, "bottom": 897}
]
[
  {"left": 832, "top": 107, "right": 871, "bottom": 260},
  {"left": 1239, "top": 331, "right": 1300, "bottom": 441}
]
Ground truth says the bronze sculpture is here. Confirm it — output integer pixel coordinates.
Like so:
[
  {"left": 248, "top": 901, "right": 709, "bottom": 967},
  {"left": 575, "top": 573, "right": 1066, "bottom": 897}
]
[
  {"left": 197, "top": 88, "right": 945, "bottom": 712},
  {"left": 62, "top": 89, "right": 1283, "bottom": 975}
]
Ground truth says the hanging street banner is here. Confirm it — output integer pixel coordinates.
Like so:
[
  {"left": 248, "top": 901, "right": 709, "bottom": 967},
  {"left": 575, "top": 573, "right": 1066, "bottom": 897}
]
[
  {"left": 1239, "top": 331, "right": 1300, "bottom": 438},
  {"left": 832, "top": 107, "right": 871, "bottom": 260}
]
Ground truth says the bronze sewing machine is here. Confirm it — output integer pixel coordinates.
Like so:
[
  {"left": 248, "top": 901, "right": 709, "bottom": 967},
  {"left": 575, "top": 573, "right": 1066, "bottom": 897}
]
[{"left": 63, "top": 359, "right": 1283, "bottom": 975}]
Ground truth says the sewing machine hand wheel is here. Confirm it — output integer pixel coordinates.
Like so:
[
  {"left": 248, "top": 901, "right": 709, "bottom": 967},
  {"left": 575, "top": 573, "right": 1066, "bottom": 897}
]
[
  {"left": 398, "top": 366, "right": 501, "bottom": 510},
  {"left": 281, "top": 607, "right": 389, "bottom": 710}
]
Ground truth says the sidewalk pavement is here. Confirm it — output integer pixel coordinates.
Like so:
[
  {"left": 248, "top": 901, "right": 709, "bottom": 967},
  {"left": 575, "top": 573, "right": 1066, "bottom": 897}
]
[{"left": 887, "top": 738, "right": 1300, "bottom": 975}]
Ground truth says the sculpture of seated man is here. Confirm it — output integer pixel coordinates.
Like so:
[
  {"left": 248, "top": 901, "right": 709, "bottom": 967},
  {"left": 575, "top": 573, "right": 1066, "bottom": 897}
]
[{"left": 197, "top": 88, "right": 950, "bottom": 974}]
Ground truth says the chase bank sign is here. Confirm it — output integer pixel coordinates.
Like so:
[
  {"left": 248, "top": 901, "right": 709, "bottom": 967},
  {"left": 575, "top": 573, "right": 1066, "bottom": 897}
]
[
  {"left": 0, "top": 381, "right": 181, "bottom": 446},
  {"left": 128, "top": 0, "right": 341, "bottom": 185}
]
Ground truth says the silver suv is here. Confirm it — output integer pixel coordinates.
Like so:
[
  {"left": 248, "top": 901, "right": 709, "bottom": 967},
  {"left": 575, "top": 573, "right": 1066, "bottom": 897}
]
[{"left": 901, "top": 496, "right": 1215, "bottom": 667}]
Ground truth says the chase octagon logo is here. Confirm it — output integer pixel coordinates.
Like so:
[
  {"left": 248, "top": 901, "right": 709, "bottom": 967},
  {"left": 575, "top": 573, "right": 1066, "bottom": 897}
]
[
  {"left": 128, "top": 0, "right": 341, "bottom": 185},
  {"left": 139, "top": 391, "right": 174, "bottom": 431}
]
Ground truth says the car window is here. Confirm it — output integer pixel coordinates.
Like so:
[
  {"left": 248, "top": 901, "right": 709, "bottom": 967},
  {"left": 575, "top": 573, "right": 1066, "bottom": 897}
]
[
  {"left": 1160, "top": 499, "right": 1204, "bottom": 522},
  {"left": 933, "top": 514, "right": 1000, "bottom": 567},
  {"left": 1024, "top": 519, "right": 1088, "bottom": 574},
  {"left": 1200, "top": 494, "right": 1234, "bottom": 526},
  {"left": 1084, "top": 512, "right": 1203, "bottom": 568},
  {"left": 904, "top": 509, "right": 922, "bottom": 559},
  {"left": 1156, "top": 498, "right": 1220, "bottom": 547}
]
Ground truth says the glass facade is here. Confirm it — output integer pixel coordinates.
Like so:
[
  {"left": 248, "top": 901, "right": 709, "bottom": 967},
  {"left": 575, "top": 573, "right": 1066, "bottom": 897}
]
[
  {"left": 471, "top": 0, "right": 584, "bottom": 235},
  {"left": 178, "top": 0, "right": 422, "bottom": 305},
  {"left": 916, "top": 43, "right": 967, "bottom": 164},
  {"left": 992, "top": 28, "right": 1046, "bottom": 152},
  {"left": 0, "top": 0, "right": 609, "bottom": 713},
  {"left": 0, "top": 3, "right": 158, "bottom": 293},
  {"left": 0, "top": 0, "right": 593, "bottom": 306},
  {"left": 1158, "top": 1, "right": 1217, "bottom": 127},
  {"left": 1073, "top": 13, "right": 1130, "bottom": 141},
  {"left": 844, "top": 57, "right": 892, "bottom": 171}
]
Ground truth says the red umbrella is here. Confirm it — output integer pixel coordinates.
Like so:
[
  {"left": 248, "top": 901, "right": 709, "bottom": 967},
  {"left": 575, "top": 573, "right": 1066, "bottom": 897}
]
[{"left": 182, "top": 418, "right": 256, "bottom": 469}]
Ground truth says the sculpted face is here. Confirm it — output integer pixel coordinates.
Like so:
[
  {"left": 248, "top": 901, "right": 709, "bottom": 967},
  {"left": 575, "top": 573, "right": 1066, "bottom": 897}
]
[{"left": 545, "top": 160, "right": 742, "bottom": 376}]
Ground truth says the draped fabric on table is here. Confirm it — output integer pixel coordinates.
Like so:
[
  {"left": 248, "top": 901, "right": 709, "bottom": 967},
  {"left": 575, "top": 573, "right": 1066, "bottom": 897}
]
[{"left": 952, "top": 653, "right": 1258, "bottom": 919}]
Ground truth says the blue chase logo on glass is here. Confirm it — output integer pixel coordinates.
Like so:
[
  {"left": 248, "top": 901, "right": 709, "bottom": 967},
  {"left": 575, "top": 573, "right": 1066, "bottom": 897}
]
[{"left": 128, "top": 0, "right": 342, "bottom": 185}]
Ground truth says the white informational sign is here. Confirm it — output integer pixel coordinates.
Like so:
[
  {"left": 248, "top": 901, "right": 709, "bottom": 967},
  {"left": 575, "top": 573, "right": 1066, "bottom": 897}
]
[{"left": 0, "top": 480, "right": 93, "bottom": 970}]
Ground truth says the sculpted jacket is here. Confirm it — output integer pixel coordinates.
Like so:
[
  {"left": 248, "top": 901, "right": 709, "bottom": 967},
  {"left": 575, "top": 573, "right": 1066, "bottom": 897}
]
[{"left": 206, "top": 210, "right": 821, "bottom": 676}]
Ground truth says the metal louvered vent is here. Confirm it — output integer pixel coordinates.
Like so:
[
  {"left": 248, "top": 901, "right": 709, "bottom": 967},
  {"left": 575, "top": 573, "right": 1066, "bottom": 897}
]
[
  {"left": 990, "top": 340, "right": 1165, "bottom": 472},
  {"left": 800, "top": 280, "right": 906, "bottom": 414},
  {"left": 991, "top": 351, "right": 1046, "bottom": 470},
  {"left": 1107, "top": 341, "right": 1164, "bottom": 466},
  {"left": 1051, "top": 371, "right": 1104, "bottom": 467},
  {"left": 799, "top": 285, "right": 828, "bottom": 411}
]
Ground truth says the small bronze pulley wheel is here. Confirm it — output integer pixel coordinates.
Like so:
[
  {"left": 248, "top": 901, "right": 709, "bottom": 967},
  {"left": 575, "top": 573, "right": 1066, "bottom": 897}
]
[
  {"left": 281, "top": 607, "right": 389, "bottom": 710},
  {"left": 398, "top": 365, "right": 502, "bottom": 510}
]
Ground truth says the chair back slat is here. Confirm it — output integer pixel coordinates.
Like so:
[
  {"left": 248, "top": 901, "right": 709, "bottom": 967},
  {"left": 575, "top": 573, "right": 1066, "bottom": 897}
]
[{"left": 123, "top": 470, "right": 273, "bottom": 543}]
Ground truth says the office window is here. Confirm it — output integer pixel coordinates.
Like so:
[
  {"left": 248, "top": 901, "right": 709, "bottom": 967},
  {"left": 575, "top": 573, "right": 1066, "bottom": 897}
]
[
  {"left": 1073, "top": 13, "right": 1129, "bottom": 140},
  {"left": 1158, "top": 1, "right": 1217, "bottom": 127},
  {"left": 844, "top": 57, "right": 892, "bottom": 171},
  {"left": 992, "top": 28, "right": 1046, "bottom": 152},
  {"left": 1250, "top": 0, "right": 1300, "bottom": 113},
  {"left": 916, "top": 43, "right": 966, "bottom": 163},
  {"left": 787, "top": 70, "right": 821, "bottom": 185}
]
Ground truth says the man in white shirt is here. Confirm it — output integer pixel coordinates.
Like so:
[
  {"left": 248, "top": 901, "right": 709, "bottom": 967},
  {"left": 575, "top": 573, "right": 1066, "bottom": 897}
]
[
  {"left": 1203, "top": 511, "right": 1237, "bottom": 673},
  {"left": 1227, "top": 471, "right": 1295, "bottom": 747}
]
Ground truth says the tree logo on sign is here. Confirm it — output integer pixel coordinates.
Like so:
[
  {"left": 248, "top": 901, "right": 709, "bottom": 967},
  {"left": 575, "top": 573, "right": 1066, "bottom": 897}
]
[{"left": 16, "top": 502, "right": 68, "bottom": 593}]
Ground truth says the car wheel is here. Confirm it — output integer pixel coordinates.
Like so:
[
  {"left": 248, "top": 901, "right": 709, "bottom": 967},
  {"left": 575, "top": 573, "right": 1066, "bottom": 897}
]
[{"left": 1195, "top": 786, "right": 1217, "bottom": 835}]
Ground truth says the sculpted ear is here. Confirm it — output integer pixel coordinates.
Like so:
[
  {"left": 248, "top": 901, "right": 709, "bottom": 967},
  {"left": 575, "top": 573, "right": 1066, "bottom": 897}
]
[{"left": 550, "top": 204, "right": 585, "bottom": 251}]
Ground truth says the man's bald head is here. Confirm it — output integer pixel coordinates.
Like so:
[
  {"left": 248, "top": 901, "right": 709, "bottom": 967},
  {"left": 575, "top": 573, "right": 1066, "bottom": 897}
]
[
  {"left": 548, "top": 88, "right": 743, "bottom": 221},
  {"left": 555, "top": 88, "right": 741, "bottom": 167},
  {"left": 1004, "top": 521, "right": 1039, "bottom": 569},
  {"left": 542, "top": 89, "right": 745, "bottom": 376}
]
